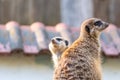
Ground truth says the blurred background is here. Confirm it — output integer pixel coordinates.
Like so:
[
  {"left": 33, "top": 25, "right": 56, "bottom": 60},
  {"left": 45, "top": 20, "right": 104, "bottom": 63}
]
[
  {"left": 0, "top": 0, "right": 120, "bottom": 80},
  {"left": 0, "top": 0, "right": 120, "bottom": 27}
]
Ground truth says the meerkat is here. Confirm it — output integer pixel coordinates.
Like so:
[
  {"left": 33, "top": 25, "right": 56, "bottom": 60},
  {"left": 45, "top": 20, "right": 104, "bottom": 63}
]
[
  {"left": 53, "top": 18, "right": 109, "bottom": 80},
  {"left": 49, "top": 37, "right": 69, "bottom": 68}
]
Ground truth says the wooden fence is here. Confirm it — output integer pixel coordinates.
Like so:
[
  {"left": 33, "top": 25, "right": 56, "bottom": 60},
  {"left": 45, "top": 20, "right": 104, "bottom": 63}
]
[
  {"left": 0, "top": 0, "right": 60, "bottom": 25},
  {"left": 94, "top": 0, "right": 120, "bottom": 27},
  {"left": 0, "top": 0, "right": 120, "bottom": 26}
]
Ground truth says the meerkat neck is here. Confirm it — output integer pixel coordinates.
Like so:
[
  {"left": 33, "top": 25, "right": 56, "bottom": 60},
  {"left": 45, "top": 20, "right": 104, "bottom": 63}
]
[
  {"left": 55, "top": 52, "right": 62, "bottom": 59},
  {"left": 79, "top": 33, "right": 100, "bottom": 44},
  {"left": 52, "top": 52, "right": 61, "bottom": 68},
  {"left": 78, "top": 35, "right": 100, "bottom": 58}
]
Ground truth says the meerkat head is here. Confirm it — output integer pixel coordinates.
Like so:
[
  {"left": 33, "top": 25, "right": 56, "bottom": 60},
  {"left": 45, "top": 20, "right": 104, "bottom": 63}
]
[
  {"left": 49, "top": 37, "right": 69, "bottom": 54},
  {"left": 80, "top": 18, "right": 109, "bottom": 38}
]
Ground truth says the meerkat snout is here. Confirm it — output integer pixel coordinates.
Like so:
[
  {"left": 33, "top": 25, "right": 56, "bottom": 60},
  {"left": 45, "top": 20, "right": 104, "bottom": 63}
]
[{"left": 93, "top": 20, "right": 109, "bottom": 31}]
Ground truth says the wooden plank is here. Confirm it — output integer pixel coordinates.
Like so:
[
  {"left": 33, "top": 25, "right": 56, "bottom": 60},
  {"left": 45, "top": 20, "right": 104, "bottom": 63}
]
[
  {"left": 105, "top": 24, "right": 120, "bottom": 53},
  {"left": 55, "top": 23, "right": 73, "bottom": 45},
  {"left": 44, "top": 0, "right": 60, "bottom": 25},
  {"left": 70, "top": 27, "right": 80, "bottom": 41},
  {"left": 0, "top": 25, "right": 11, "bottom": 54},
  {"left": 109, "top": 0, "right": 120, "bottom": 27},
  {"left": 45, "top": 26, "right": 61, "bottom": 40},
  {"left": 0, "top": 0, "right": 60, "bottom": 25},
  {"left": 93, "top": 0, "right": 109, "bottom": 21},
  {"left": 100, "top": 32, "right": 119, "bottom": 56},
  {"left": 61, "top": 0, "right": 93, "bottom": 27},
  {"left": 21, "top": 26, "right": 39, "bottom": 54},
  {"left": 0, "top": 0, "right": 11, "bottom": 23},
  {"left": 31, "top": 22, "right": 49, "bottom": 51},
  {"left": 6, "top": 21, "right": 23, "bottom": 53}
]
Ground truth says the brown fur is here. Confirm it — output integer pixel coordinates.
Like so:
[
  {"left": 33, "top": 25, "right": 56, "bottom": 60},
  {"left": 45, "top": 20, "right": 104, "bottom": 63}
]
[{"left": 53, "top": 18, "right": 109, "bottom": 80}]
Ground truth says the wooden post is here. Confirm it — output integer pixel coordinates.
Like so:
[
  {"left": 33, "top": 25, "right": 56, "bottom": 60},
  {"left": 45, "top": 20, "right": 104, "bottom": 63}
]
[
  {"left": 21, "top": 25, "right": 39, "bottom": 54},
  {"left": 55, "top": 23, "right": 73, "bottom": 44},
  {"left": 60, "top": 0, "right": 93, "bottom": 27},
  {"left": 93, "top": 0, "right": 109, "bottom": 22},
  {"left": 109, "top": 0, "right": 120, "bottom": 27},
  {"left": 31, "top": 22, "right": 48, "bottom": 51},
  {"left": 6, "top": 21, "right": 23, "bottom": 53}
]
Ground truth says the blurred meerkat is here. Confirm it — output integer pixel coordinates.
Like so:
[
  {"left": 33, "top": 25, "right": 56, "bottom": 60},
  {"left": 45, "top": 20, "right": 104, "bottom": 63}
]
[
  {"left": 49, "top": 37, "right": 69, "bottom": 68},
  {"left": 53, "top": 18, "right": 109, "bottom": 80}
]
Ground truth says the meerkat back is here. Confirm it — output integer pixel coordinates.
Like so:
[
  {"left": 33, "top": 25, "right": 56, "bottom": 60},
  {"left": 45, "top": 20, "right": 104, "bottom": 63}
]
[{"left": 53, "top": 18, "right": 109, "bottom": 80}]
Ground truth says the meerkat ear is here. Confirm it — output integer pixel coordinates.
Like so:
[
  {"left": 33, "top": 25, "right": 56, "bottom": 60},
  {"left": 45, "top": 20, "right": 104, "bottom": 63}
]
[
  {"left": 65, "top": 40, "right": 69, "bottom": 46},
  {"left": 85, "top": 25, "right": 90, "bottom": 33}
]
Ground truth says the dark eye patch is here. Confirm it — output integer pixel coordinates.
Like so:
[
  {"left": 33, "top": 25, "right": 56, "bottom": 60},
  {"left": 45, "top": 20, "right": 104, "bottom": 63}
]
[
  {"left": 85, "top": 25, "right": 90, "bottom": 33},
  {"left": 65, "top": 40, "right": 69, "bottom": 46},
  {"left": 94, "top": 21, "right": 103, "bottom": 26},
  {"left": 56, "top": 38, "right": 62, "bottom": 41}
]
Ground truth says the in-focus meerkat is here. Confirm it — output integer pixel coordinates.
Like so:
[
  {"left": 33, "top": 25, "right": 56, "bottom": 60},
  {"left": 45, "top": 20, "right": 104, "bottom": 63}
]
[
  {"left": 49, "top": 37, "right": 69, "bottom": 68},
  {"left": 53, "top": 18, "right": 109, "bottom": 80}
]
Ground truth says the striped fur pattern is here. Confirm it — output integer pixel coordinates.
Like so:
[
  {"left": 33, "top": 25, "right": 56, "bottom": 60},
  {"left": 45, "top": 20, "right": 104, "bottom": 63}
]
[{"left": 53, "top": 18, "right": 109, "bottom": 80}]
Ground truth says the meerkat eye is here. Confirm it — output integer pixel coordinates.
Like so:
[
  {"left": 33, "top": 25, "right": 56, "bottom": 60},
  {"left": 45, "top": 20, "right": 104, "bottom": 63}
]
[
  {"left": 85, "top": 25, "right": 90, "bottom": 33},
  {"left": 65, "top": 40, "right": 69, "bottom": 46},
  {"left": 56, "top": 38, "right": 62, "bottom": 41},
  {"left": 94, "top": 21, "right": 103, "bottom": 26}
]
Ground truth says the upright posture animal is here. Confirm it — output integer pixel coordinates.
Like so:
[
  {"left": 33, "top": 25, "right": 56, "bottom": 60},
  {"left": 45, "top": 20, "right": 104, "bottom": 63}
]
[
  {"left": 53, "top": 18, "right": 109, "bottom": 80},
  {"left": 49, "top": 37, "right": 69, "bottom": 68}
]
